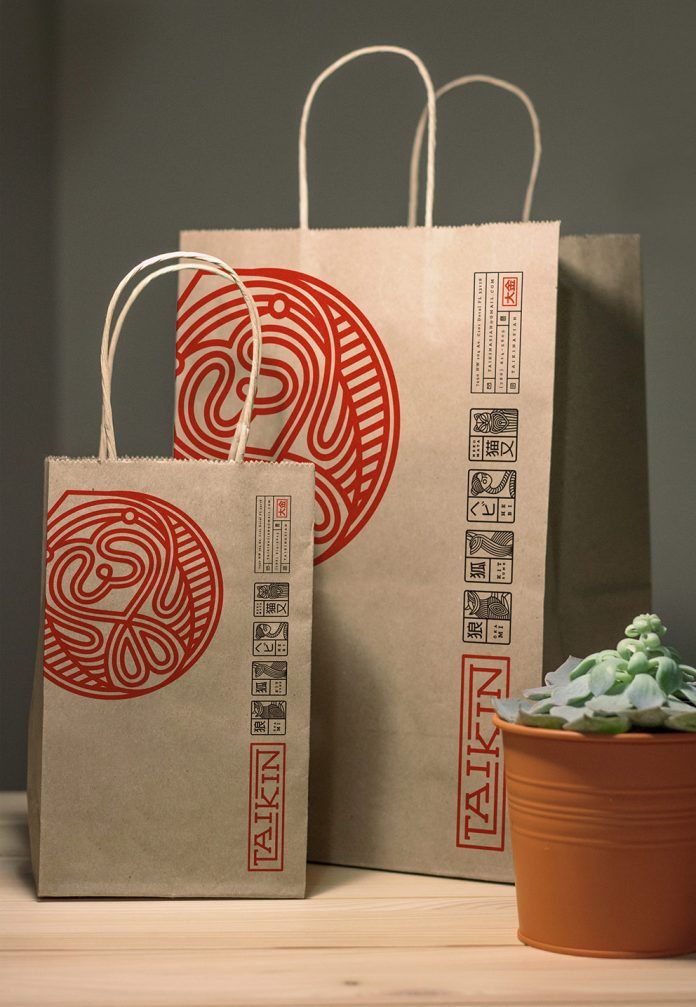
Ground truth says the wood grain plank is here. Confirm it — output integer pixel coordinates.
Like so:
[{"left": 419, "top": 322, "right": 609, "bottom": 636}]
[
  {"left": 0, "top": 891, "right": 519, "bottom": 950},
  {"left": 1, "top": 948, "right": 694, "bottom": 1007}
]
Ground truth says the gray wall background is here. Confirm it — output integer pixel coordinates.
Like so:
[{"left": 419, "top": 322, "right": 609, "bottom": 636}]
[{"left": 2, "top": 0, "right": 695, "bottom": 788}]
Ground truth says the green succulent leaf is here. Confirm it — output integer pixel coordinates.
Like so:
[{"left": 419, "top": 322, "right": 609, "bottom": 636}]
[
  {"left": 586, "top": 692, "right": 632, "bottom": 715},
  {"left": 667, "top": 698, "right": 694, "bottom": 712},
  {"left": 627, "top": 707, "right": 669, "bottom": 728},
  {"left": 567, "top": 655, "right": 598, "bottom": 680},
  {"left": 595, "top": 649, "right": 623, "bottom": 662},
  {"left": 625, "top": 614, "right": 667, "bottom": 639},
  {"left": 564, "top": 714, "right": 631, "bottom": 734},
  {"left": 646, "top": 648, "right": 669, "bottom": 662},
  {"left": 550, "top": 673, "right": 592, "bottom": 707},
  {"left": 544, "top": 656, "right": 582, "bottom": 687},
  {"left": 492, "top": 698, "right": 522, "bottom": 723},
  {"left": 626, "top": 673, "right": 665, "bottom": 710},
  {"left": 627, "top": 651, "right": 651, "bottom": 676},
  {"left": 522, "top": 686, "right": 553, "bottom": 700},
  {"left": 527, "top": 697, "right": 556, "bottom": 715},
  {"left": 649, "top": 615, "right": 667, "bottom": 635},
  {"left": 654, "top": 657, "right": 683, "bottom": 696},
  {"left": 588, "top": 662, "right": 617, "bottom": 696},
  {"left": 665, "top": 711, "right": 696, "bottom": 733},
  {"left": 606, "top": 673, "right": 631, "bottom": 694},
  {"left": 518, "top": 709, "right": 567, "bottom": 730},
  {"left": 676, "top": 682, "right": 696, "bottom": 706},
  {"left": 617, "top": 638, "right": 641, "bottom": 660},
  {"left": 549, "top": 705, "right": 585, "bottom": 722},
  {"left": 679, "top": 664, "right": 696, "bottom": 681}
]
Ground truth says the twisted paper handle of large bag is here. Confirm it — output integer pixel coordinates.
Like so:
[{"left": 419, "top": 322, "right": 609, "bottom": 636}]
[
  {"left": 99, "top": 251, "right": 263, "bottom": 462},
  {"left": 407, "top": 75, "right": 542, "bottom": 226},
  {"left": 299, "top": 45, "right": 437, "bottom": 229}
]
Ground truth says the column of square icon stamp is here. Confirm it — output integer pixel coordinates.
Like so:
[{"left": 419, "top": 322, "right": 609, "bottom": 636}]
[
  {"left": 251, "top": 583, "right": 289, "bottom": 735},
  {"left": 463, "top": 531, "right": 515, "bottom": 645},
  {"left": 464, "top": 410, "right": 519, "bottom": 646}
]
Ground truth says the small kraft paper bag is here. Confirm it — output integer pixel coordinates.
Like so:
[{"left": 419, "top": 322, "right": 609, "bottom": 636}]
[
  {"left": 407, "top": 74, "right": 651, "bottom": 674},
  {"left": 27, "top": 253, "right": 315, "bottom": 898},
  {"left": 175, "top": 47, "right": 562, "bottom": 883}
]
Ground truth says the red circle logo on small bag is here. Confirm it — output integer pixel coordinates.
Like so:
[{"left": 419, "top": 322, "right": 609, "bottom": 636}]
[
  {"left": 175, "top": 268, "right": 400, "bottom": 565},
  {"left": 44, "top": 490, "right": 223, "bottom": 699}
]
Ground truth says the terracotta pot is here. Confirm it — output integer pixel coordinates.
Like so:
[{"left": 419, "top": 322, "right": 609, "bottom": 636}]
[{"left": 494, "top": 714, "right": 696, "bottom": 957}]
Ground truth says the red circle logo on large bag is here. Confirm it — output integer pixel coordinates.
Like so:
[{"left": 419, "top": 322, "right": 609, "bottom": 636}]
[
  {"left": 43, "top": 490, "right": 223, "bottom": 699},
  {"left": 175, "top": 268, "right": 400, "bottom": 565}
]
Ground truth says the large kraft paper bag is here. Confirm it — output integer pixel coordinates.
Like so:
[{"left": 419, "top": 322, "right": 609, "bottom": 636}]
[
  {"left": 407, "top": 74, "right": 651, "bottom": 675},
  {"left": 28, "top": 253, "right": 315, "bottom": 897},
  {"left": 175, "top": 48, "right": 562, "bottom": 882}
]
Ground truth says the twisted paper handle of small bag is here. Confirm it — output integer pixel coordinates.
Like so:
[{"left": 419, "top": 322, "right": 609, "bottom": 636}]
[
  {"left": 407, "top": 75, "right": 542, "bottom": 226},
  {"left": 298, "top": 44, "right": 437, "bottom": 228},
  {"left": 99, "top": 251, "right": 263, "bottom": 462}
]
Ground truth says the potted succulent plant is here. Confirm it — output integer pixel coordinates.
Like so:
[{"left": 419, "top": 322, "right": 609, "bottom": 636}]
[{"left": 493, "top": 614, "right": 696, "bottom": 958}]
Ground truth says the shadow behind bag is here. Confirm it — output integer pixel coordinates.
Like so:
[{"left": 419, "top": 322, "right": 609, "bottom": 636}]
[
  {"left": 28, "top": 253, "right": 315, "bottom": 897},
  {"left": 546, "top": 232, "right": 650, "bottom": 669}
]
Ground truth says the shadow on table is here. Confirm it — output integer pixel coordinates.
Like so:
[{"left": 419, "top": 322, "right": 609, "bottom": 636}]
[{"left": 304, "top": 861, "right": 360, "bottom": 897}]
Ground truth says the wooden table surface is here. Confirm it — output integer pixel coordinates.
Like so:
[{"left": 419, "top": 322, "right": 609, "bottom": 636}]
[{"left": 1, "top": 793, "right": 694, "bottom": 1006}]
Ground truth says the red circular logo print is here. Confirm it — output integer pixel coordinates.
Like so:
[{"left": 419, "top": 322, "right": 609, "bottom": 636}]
[
  {"left": 175, "top": 268, "right": 400, "bottom": 565},
  {"left": 44, "top": 491, "right": 223, "bottom": 699}
]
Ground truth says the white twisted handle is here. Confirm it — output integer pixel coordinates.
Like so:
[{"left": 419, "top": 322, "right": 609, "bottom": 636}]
[
  {"left": 99, "top": 252, "right": 263, "bottom": 462},
  {"left": 407, "top": 75, "right": 541, "bottom": 226},
  {"left": 299, "top": 45, "right": 437, "bottom": 229}
]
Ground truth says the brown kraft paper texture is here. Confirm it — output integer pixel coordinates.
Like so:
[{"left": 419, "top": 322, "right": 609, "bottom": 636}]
[
  {"left": 28, "top": 252, "right": 316, "bottom": 897},
  {"left": 28, "top": 459, "right": 314, "bottom": 897},
  {"left": 176, "top": 222, "right": 560, "bottom": 881}
]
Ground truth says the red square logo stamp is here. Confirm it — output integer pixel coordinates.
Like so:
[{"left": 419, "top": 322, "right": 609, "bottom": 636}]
[
  {"left": 457, "top": 654, "right": 510, "bottom": 851},
  {"left": 500, "top": 275, "right": 519, "bottom": 308},
  {"left": 275, "top": 496, "right": 290, "bottom": 521},
  {"left": 248, "top": 742, "right": 286, "bottom": 871}
]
